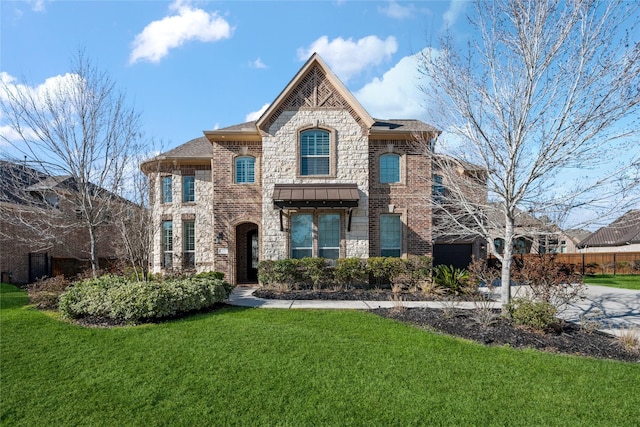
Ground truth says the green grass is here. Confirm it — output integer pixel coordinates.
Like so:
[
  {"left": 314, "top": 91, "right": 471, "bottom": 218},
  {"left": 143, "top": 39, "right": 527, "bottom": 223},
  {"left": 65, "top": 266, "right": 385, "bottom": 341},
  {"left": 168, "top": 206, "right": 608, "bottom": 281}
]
[
  {"left": 583, "top": 274, "right": 640, "bottom": 290},
  {"left": 1, "top": 283, "right": 639, "bottom": 426}
]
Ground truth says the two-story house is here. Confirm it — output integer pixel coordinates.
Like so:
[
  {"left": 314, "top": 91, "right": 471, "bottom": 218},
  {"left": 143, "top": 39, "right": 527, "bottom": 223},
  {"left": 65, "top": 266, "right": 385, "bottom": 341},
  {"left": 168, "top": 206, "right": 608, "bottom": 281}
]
[{"left": 142, "top": 54, "right": 441, "bottom": 284}]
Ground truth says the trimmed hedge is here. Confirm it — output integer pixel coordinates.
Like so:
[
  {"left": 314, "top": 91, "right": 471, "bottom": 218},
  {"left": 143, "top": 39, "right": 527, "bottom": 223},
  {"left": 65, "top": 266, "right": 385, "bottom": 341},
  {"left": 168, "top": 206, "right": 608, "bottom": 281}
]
[
  {"left": 59, "top": 274, "right": 231, "bottom": 322},
  {"left": 258, "top": 256, "right": 432, "bottom": 290}
]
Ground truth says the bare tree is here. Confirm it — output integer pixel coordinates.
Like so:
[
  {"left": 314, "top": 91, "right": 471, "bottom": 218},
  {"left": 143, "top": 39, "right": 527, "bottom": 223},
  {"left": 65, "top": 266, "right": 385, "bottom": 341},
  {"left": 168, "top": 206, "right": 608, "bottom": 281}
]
[
  {"left": 1, "top": 50, "right": 144, "bottom": 277},
  {"left": 420, "top": 0, "right": 640, "bottom": 308}
]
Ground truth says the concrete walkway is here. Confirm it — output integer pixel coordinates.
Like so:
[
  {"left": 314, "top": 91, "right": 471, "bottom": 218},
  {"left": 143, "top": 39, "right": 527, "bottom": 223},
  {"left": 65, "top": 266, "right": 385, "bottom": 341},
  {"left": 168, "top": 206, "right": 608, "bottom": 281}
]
[{"left": 228, "top": 284, "right": 640, "bottom": 338}]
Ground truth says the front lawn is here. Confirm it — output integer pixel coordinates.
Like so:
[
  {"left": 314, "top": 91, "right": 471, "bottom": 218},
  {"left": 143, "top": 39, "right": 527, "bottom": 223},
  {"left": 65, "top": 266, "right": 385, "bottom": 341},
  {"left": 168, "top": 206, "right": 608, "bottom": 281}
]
[
  {"left": 583, "top": 274, "right": 640, "bottom": 290},
  {"left": 1, "top": 283, "right": 639, "bottom": 426}
]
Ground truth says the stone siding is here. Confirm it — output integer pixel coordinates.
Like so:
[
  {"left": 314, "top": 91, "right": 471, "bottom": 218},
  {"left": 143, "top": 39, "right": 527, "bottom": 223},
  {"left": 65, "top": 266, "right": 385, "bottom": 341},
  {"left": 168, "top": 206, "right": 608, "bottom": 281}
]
[{"left": 261, "top": 109, "right": 370, "bottom": 260}]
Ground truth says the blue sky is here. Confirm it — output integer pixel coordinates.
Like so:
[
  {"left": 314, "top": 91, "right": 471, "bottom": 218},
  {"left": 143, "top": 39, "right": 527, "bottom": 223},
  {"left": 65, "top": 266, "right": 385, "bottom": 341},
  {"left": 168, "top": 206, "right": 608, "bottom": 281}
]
[{"left": 1, "top": 0, "right": 466, "bottom": 151}]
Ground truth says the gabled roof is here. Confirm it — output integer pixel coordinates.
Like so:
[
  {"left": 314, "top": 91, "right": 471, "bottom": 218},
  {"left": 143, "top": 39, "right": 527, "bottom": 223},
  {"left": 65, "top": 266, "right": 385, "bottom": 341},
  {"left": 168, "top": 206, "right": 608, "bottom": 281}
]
[
  {"left": 370, "top": 119, "right": 439, "bottom": 139},
  {"left": 0, "top": 161, "right": 48, "bottom": 205},
  {"left": 256, "top": 53, "right": 375, "bottom": 134},
  {"left": 578, "top": 210, "right": 640, "bottom": 248}
]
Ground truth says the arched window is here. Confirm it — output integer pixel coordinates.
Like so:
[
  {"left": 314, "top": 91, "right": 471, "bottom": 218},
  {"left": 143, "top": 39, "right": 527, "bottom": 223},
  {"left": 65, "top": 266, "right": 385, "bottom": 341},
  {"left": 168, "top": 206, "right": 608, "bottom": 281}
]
[
  {"left": 379, "top": 154, "right": 400, "bottom": 183},
  {"left": 235, "top": 156, "right": 255, "bottom": 183},
  {"left": 300, "top": 130, "right": 330, "bottom": 175}
]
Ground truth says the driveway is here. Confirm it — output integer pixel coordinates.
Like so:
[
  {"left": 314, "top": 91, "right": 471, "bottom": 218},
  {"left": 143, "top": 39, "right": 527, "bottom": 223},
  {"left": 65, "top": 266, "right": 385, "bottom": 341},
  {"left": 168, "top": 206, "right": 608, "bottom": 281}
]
[{"left": 559, "top": 285, "right": 640, "bottom": 338}]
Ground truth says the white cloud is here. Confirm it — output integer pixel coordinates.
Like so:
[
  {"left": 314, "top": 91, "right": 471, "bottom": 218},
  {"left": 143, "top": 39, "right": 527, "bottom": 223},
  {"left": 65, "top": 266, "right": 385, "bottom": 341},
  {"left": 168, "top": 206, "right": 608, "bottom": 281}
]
[
  {"left": 0, "top": 71, "right": 79, "bottom": 145},
  {"left": 245, "top": 103, "right": 270, "bottom": 122},
  {"left": 378, "top": 1, "right": 416, "bottom": 20},
  {"left": 27, "top": 0, "right": 45, "bottom": 12},
  {"left": 354, "top": 50, "right": 427, "bottom": 120},
  {"left": 297, "top": 35, "right": 398, "bottom": 82},
  {"left": 443, "top": 0, "right": 467, "bottom": 29},
  {"left": 250, "top": 58, "right": 267, "bottom": 69},
  {"left": 129, "top": 0, "right": 233, "bottom": 64}
]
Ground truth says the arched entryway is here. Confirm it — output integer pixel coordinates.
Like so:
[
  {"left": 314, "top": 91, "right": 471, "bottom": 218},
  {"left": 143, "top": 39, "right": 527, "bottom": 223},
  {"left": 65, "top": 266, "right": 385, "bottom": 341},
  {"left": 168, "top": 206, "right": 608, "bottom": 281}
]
[{"left": 235, "top": 222, "right": 259, "bottom": 284}]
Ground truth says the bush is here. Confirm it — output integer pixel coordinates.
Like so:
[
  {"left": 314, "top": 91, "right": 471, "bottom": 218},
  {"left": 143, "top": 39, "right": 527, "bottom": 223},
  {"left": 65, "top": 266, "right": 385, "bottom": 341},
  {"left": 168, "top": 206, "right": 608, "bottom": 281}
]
[
  {"left": 299, "top": 257, "right": 332, "bottom": 290},
  {"left": 433, "top": 265, "right": 470, "bottom": 295},
  {"left": 507, "top": 299, "right": 558, "bottom": 331},
  {"left": 334, "top": 258, "right": 368, "bottom": 289},
  {"left": 511, "top": 256, "right": 585, "bottom": 314},
  {"left": 59, "top": 274, "right": 230, "bottom": 322},
  {"left": 27, "top": 275, "right": 72, "bottom": 310}
]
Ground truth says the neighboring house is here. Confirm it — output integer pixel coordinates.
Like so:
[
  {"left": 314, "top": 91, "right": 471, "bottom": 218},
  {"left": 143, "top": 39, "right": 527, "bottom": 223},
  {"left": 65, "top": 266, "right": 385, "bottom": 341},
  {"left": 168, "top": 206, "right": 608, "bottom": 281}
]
[
  {"left": 142, "top": 54, "right": 442, "bottom": 284},
  {"left": 487, "top": 204, "right": 581, "bottom": 256},
  {"left": 0, "top": 161, "right": 119, "bottom": 284},
  {"left": 577, "top": 210, "right": 640, "bottom": 253}
]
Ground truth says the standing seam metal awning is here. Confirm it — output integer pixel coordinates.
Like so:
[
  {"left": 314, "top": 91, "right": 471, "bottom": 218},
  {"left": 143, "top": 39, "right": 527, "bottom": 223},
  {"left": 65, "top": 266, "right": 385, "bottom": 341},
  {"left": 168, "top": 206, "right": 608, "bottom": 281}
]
[{"left": 272, "top": 183, "right": 359, "bottom": 209}]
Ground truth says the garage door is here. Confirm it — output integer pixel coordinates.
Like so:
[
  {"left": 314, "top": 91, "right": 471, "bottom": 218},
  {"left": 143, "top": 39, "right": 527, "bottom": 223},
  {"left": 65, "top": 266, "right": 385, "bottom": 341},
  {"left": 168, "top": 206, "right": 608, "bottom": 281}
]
[{"left": 433, "top": 244, "right": 472, "bottom": 270}]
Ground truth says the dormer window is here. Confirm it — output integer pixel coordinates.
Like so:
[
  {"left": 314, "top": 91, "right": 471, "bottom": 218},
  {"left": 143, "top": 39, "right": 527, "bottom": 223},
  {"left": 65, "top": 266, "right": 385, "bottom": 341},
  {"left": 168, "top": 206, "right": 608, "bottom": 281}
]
[{"left": 300, "top": 129, "right": 330, "bottom": 176}]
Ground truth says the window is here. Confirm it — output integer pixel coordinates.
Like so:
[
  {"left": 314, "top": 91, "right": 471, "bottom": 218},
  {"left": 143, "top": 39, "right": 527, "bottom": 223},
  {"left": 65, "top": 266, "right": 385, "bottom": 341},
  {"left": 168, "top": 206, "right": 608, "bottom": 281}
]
[
  {"left": 182, "top": 175, "right": 195, "bottom": 202},
  {"left": 300, "top": 130, "right": 330, "bottom": 175},
  {"left": 291, "top": 214, "right": 313, "bottom": 259},
  {"left": 162, "top": 176, "right": 172, "bottom": 203},
  {"left": 290, "top": 213, "right": 342, "bottom": 259},
  {"left": 432, "top": 175, "right": 445, "bottom": 201},
  {"left": 235, "top": 156, "right": 255, "bottom": 183},
  {"left": 183, "top": 221, "right": 195, "bottom": 268},
  {"left": 380, "top": 215, "right": 402, "bottom": 257},
  {"left": 162, "top": 221, "right": 173, "bottom": 268},
  {"left": 318, "top": 213, "right": 340, "bottom": 260},
  {"left": 494, "top": 238, "right": 505, "bottom": 255},
  {"left": 379, "top": 154, "right": 400, "bottom": 183}
]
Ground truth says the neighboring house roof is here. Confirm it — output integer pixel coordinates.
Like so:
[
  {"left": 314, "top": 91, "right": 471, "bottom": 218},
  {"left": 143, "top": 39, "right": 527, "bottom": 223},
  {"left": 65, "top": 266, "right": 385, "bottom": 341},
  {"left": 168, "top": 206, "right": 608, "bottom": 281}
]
[
  {"left": 578, "top": 210, "right": 640, "bottom": 248},
  {"left": 25, "top": 175, "right": 74, "bottom": 192},
  {"left": 564, "top": 229, "right": 592, "bottom": 244},
  {"left": 0, "top": 161, "right": 48, "bottom": 205}
]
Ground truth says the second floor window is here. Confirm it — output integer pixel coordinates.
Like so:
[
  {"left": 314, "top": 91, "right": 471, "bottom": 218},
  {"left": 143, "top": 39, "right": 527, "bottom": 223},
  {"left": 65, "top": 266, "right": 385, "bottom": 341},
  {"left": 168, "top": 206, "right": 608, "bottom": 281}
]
[
  {"left": 183, "top": 175, "right": 195, "bottom": 202},
  {"left": 300, "top": 130, "right": 330, "bottom": 175},
  {"left": 379, "top": 154, "right": 400, "bottom": 183},
  {"left": 235, "top": 156, "right": 255, "bottom": 183},
  {"left": 162, "top": 176, "right": 172, "bottom": 203}
]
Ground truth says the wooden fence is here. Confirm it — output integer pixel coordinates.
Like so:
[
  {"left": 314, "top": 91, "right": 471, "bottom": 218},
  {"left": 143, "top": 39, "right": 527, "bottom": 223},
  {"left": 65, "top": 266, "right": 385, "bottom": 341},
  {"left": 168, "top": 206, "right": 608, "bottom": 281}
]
[{"left": 490, "top": 252, "right": 640, "bottom": 275}]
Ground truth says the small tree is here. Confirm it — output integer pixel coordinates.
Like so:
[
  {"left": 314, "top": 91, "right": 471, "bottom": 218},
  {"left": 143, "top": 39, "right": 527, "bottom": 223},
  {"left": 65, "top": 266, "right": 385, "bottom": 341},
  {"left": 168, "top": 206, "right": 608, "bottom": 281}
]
[
  {"left": 421, "top": 0, "right": 640, "bottom": 309},
  {"left": 1, "top": 50, "right": 145, "bottom": 277}
]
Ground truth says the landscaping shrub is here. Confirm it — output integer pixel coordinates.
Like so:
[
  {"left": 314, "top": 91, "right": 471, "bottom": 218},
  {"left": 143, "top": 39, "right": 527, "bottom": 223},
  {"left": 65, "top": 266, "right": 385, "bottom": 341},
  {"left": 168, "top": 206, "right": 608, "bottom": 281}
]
[
  {"left": 27, "top": 275, "right": 72, "bottom": 310},
  {"left": 59, "top": 274, "right": 230, "bottom": 322},
  {"left": 273, "top": 258, "right": 303, "bottom": 289},
  {"left": 299, "top": 257, "right": 332, "bottom": 290},
  {"left": 511, "top": 256, "right": 585, "bottom": 314},
  {"left": 367, "top": 257, "right": 410, "bottom": 287},
  {"left": 433, "top": 265, "right": 471, "bottom": 295},
  {"left": 405, "top": 256, "right": 433, "bottom": 286},
  {"left": 507, "top": 298, "right": 558, "bottom": 331},
  {"left": 333, "top": 258, "right": 368, "bottom": 289}
]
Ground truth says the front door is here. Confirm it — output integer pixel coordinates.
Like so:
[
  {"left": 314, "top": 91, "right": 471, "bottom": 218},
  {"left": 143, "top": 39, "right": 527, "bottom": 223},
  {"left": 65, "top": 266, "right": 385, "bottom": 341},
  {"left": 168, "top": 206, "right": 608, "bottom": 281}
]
[{"left": 247, "top": 230, "right": 258, "bottom": 281}]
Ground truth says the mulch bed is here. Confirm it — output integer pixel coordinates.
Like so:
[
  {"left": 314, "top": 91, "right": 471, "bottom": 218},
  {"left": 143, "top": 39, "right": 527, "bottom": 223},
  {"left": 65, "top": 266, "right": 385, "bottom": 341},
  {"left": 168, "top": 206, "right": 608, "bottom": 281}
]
[
  {"left": 253, "top": 288, "right": 477, "bottom": 301},
  {"left": 255, "top": 288, "right": 640, "bottom": 363}
]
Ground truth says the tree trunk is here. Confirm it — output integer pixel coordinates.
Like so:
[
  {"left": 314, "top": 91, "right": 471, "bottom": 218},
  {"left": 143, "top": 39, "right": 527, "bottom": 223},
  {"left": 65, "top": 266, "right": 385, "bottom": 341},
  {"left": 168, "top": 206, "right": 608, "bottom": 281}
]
[
  {"left": 88, "top": 225, "right": 99, "bottom": 278},
  {"left": 500, "top": 216, "right": 514, "bottom": 313}
]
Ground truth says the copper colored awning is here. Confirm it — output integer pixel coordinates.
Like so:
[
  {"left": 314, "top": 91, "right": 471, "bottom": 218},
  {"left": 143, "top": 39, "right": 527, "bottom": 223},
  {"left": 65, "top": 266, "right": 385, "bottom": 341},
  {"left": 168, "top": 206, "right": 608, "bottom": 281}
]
[{"left": 272, "top": 183, "right": 359, "bottom": 209}]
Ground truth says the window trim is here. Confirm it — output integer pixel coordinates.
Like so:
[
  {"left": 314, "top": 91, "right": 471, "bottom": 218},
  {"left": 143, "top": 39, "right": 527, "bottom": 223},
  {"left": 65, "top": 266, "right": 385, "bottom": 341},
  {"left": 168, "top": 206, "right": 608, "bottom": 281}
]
[{"left": 296, "top": 126, "right": 337, "bottom": 179}]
